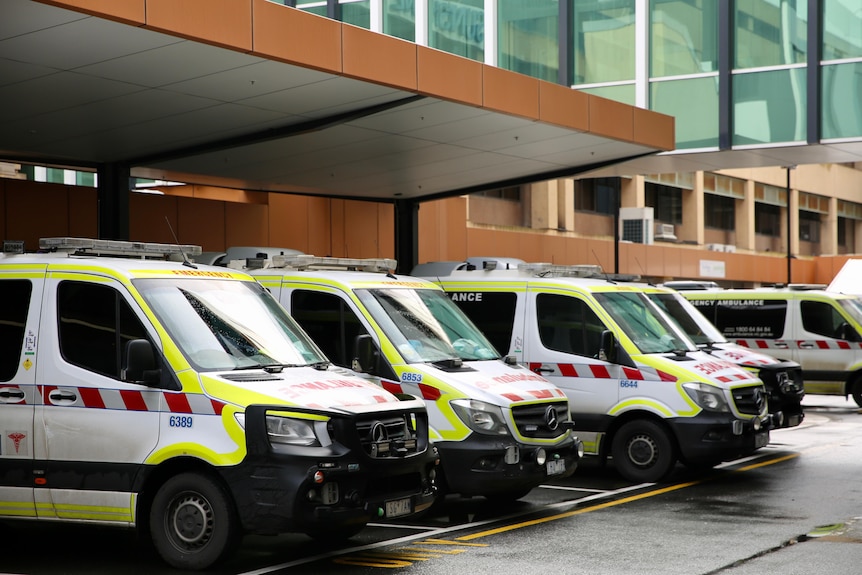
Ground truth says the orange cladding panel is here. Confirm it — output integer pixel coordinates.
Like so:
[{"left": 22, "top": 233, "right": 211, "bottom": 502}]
[
  {"left": 130, "top": 193, "right": 179, "bottom": 245},
  {"left": 589, "top": 95, "right": 634, "bottom": 142},
  {"left": 633, "top": 107, "right": 675, "bottom": 151},
  {"left": 377, "top": 203, "right": 395, "bottom": 258},
  {"left": 342, "top": 25, "right": 417, "bottom": 90},
  {"left": 539, "top": 83, "right": 590, "bottom": 132},
  {"left": 68, "top": 188, "right": 97, "bottom": 238},
  {"left": 482, "top": 65, "right": 539, "bottom": 119},
  {"left": 145, "top": 0, "right": 252, "bottom": 51},
  {"left": 225, "top": 202, "right": 269, "bottom": 248},
  {"left": 417, "top": 46, "right": 482, "bottom": 106},
  {"left": 6, "top": 182, "right": 69, "bottom": 252},
  {"left": 37, "top": 0, "right": 146, "bottom": 24},
  {"left": 177, "top": 197, "right": 225, "bottom": 251},
  {"left": 252, "top": 0, "right": 341, "bottom": 72}
]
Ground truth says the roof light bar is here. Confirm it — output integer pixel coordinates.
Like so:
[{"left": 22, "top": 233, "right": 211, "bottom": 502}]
[
  {"left": 519, "top": 263, "right": 604, "bottom": 278},
  {"left": 39, "top": 237, "right": 202, "bottom": 257},
  {"left": 272, "top": 254, "right": 397, "bottom": 273}
]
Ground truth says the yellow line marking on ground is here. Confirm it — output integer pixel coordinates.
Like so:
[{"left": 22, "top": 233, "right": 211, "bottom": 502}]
[{"left": 415, "top": 538, "right": 488, "bottom": 547}]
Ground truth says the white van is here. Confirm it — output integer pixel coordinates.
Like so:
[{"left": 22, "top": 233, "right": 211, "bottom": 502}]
[
  {"left": 0, "top": 238, "right": 437, "bottom": 570},
  {"left": 668, "top": 281, "right": 862, "bottom": 406},
  {"left": 240, "top": 255, "right": 582, "bottom": 502},
  {"left": 413, "top": 259, "right": 772, "bottom": 483}
]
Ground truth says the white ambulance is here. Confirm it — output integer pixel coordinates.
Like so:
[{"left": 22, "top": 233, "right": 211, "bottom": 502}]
[
  {"left": 242, "top": 255, "right": 582, "bottom": 502},
  {"left": 413, "top": 259, "right": 772, "bottom": 483},
  {"left": 0, "top": 238, "right": 437, "bottom": 570},
  {"left": 668, "top": 281, "right": 862, "bottom": 406}
]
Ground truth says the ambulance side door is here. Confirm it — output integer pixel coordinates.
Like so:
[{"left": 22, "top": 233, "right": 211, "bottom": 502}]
[
  {"left": 35, "top": 274, "right": 162, "bottom": 522},
  {"left": 0, "top": 273, "right": 45, "bottom": 519},
  {"left": 793, "top": 297, "right": 858, "bottom": 393},
  {"left": 523, "top": 287, "right": 619, "bottom": 425}
]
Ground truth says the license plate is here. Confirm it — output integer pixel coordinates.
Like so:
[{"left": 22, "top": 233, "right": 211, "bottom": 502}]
[
  {"left": 755, "top": 431, "right": 769, "bottom": 448},
  {"left": 546, "top": 459, "right": 566, "bottom": 476},
  {"left": 384, "top": 497, "right": 412, "bottom": 518}
]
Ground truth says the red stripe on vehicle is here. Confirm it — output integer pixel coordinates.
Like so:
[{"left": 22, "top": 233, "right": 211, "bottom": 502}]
[
  {"left": 381, "top": 380, "right": 403, "bottom": 395},
  {"left": 210, "top": 399, "right": 224, "bottom": 415},
  {"left": 839, "top": 341, "right": 851, "bottom": 349},
  {"left": 418, "top": 383, "right": 442, "bottom": 401},
  {"left": 658, "top": 370, "right": 677, "bottom": 382},
  {"left": 78, "top": 387, "right": 105, "bottom": 409},
  {"left": 120, "top": 390, "right": 147, "bottom": 411},
  {"left": 502, "top": 393, "right": 523, "bottom": 402},
  {"left": 589, "top": 364, "right": 611, "bottom": 379},
  {"left": 528, "top": 389, "right": 554, "bottom": 399},
  {"left": 621, "top": 366, "right": 644, "bottom": 380},
  {"left": 165, "top": 392, "right": 192, "bottom": 413},
  {"left": 559, "top": 364, "right": 578, "bottom": 377},
  {"left": 755, "top": 340, "right": 769, "bottom": 348},
  {"left": 816, "top": 340, "right": 830, "bottom": 349}
]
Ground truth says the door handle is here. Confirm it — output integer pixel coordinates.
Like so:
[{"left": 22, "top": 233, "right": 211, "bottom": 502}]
[
  {"left": 798, "top": 342, "right": 815, "bottom": 349},
  {"left": 49, "top": 390, "right": 77, "bottom": 402},
  {"left": 533, "top": 366, "right": 555, "bottom": 374},
  {"left": 0, "top": 389, "right": 25, "bottom": 401}
]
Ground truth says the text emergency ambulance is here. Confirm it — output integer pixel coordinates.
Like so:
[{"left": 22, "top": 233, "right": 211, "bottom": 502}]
[
  {"left": 412, "top": 259, "right": 773, "bottom": 483},
  {"left": 241, "top": 255, "right": 582, "bottom": 502},
  {"left": 0, "top": 238, "right": 437, "bottom": 570},
  {"left": 644, "top": 287, "right": 805, "bottom": 428}
]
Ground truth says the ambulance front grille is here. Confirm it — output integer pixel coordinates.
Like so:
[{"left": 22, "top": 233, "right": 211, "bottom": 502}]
[
  {"left": 512, "top": 402, "right": 569, "bottom": 439},
  {"left": 732, "top": 385, "right": 767, "bottom": 415},
  {"left": 354, "top": 415, "right": 420, "bottom": 458}
]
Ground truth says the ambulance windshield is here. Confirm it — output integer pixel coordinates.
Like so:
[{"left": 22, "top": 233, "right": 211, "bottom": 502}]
[
  {"left": 594, "top": 291, "right": 697, "bottom": 354},
  {"left": 135, "top": 278, "right": 327, "bottom": 371},
  {"left": 647, "top": 291, "right": 728, "bottom": 347},
  {"left": 356, "top": 288, "right": 500, "bottom": 363}
]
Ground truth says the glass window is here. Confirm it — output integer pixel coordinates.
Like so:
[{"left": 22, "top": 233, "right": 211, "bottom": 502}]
[
  {"left": 341, "top": 0, "right": 370, "bottom": 28},
  {"left": 650, "top": 0, "right": 718, "bottom": 77},
  {"left": 593, "top": 292, "right": 693, "bottom": 354},
  {"left": 650, "top": 76, "right": 719, "bottom": 148},
  {"left": 645, "top": 182, "right": 683, "bottom": 225},
  {"left": 733, "top": 68, "right": 807, "bottom": 145},
  {"left": 734, "top": 0, "right": 808, "bottom": 69},
  {"left": 58, "top": 282, "right": 149, "bottom": 379},
  {"left": 575, "top": 178, "right": 618, "bottom": 215},
  {"left": 800, "top": 300, "right": 847, "bottom": 339},
  {"left": 713, "top": 299, "right": 787, "bottom": 339},
  {"left": 384, "top": 0, "right": 416, "bottom": 41},
  {"left": 297, "top": 2, "right": 327, "bottom": 17},
  {"left": 429, "top": 0, "right": 484, "bottom": 61},
  {"left": 822, "top": 63, "right": 862, "bottom": 140},
  {"left": 0, "top": 280, "right": 31, "bottom": 381},
  {"left": 578, "top": 84, "right": 636, "bottom": 105},
  {"left": 799, "top": 210, "right": 820, "bottom": 242},
  {"left": 755, "top": 202, "right": 781, "bottom": 236},
  {"left": 573, "top": 0, "right": 636, "bottom": 85},
  {"left": 536, "top": 293, "right": 606, "bottom": 358},
  {"left": 823, "top": 0, "right": 862, "bottom": 60},
  {"left": 290, "top": 290, "right": 369, "bottom": 367},
  {"left": 704, "top": 194, "right": 735, "bottom": 230},
  {"left": 498, "top": 0, "right": 558, "bottom": 82},
  {"left": 446, "top": 291, "right": 517, "bottom": 357}
]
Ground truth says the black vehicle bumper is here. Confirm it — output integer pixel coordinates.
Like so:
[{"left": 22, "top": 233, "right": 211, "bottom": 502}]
[
  {"left": 670, "top": 413, "right": 769, "bottom": 465},
  {"left": 436, "top": 433, "right": 580, "bottom": 497},
  {"left": 757, "top": 362, "right": 805, "bottom": 428},
  {"left": 221, "top": 403, "right": 438, "bottom": 535}
]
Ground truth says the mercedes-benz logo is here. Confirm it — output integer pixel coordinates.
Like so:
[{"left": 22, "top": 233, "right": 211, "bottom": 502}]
[
  {"left": 370, "top": 421, "right": 388, "bottom": 443},
  {"left": 545, "top": 406, "right": 559, "bottom": 431}
]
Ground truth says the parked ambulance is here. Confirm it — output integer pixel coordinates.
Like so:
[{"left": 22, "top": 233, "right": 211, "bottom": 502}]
[
  {"left": 0, "top": 238, "right": 437, "bottom": 570},
  {"left": 645, "top": 287, "right": 805, "bottom": 428},
  {"left": 668, "top": 281, "right": 862, "bottom": 406},
  {"left": 239, "top": 255, "right": 582, "bottom": 502},
  {"left": 413, "top": 259, "right": 772, "bottom": 483}
]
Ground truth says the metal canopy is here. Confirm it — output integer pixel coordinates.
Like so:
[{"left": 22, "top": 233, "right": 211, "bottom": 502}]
[{"left": 0, "top": 0, "right": 670, "bottom": 201}]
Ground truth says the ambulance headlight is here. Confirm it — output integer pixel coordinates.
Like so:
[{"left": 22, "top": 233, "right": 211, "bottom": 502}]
[
  {"left": 451, "top": 399, "right": 509, "bottom": 435},
  {"left": 265, "top": 416, "right": 321, "bottom": 446},
  {"left": 682, "top": 382, "right": 730, "bottom": 412}
]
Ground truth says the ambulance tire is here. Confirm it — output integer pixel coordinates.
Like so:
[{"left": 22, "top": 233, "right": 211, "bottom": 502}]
[
  {"left": 150, "top": 472, "right": 241, "bottom": 570},
  {"left": 611, "top": 420, "right": 676, "bottom": 483},
  {"left": 851, "top": 376, "right": 862, "bottom": 407}
]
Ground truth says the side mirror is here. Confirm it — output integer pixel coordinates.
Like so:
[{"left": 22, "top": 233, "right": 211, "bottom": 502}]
[
  {"left": 598, "top": 330, "right": 617, "bottom": 364},
  {"left": 122, "top": 339, "right": 161, "bottom": 385},
  {"left": 352, "top": 334, "right": 377, "bottom": 375}
]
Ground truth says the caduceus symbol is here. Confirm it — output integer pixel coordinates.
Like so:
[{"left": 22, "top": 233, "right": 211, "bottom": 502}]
[{"left": 8, "top": 432, "right": 25, "bottom": 454}]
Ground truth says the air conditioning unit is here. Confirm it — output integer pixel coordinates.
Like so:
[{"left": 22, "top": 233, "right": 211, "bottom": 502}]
[
  {"left": 724, "top": 244, "right": 737, "bottom": 253},
  {"left": 706, "top": 243, "right": 726, "bottom": 252},
  {"left": 654, "top": 223, "right": 677, "bottom": 241},
  {"left": 620, "top": 207, "right": 654, "bottom": 245}
]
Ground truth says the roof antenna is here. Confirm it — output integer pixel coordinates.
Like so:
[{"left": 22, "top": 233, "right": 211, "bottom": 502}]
[
  {"left": 633, "top": 257, "right": 653, "bottom": 285},
  {"left": 591, "top": 249, "right": 615, "bottom": 284},
  {"left": 165, "top": 216, "right": 197, "bottom": 269}
]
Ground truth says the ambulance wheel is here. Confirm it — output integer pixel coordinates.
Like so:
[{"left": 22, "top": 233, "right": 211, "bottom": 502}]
[
  {"left": 150, "top": 472, "right": 240, "bottom": 570},
  {"left": 851, "top": 377, "right": 862, "bottom": 407},
  {"left": 611, "top": 420, "right": 676, "bottom": 483}
]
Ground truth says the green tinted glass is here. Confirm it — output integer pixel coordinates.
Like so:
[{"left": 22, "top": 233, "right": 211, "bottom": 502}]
[
  {"left": 735, "top": 0, "right": 808, "bottom": 69},
  {"left": 579, "top": 84, "right": 636, "bottom": 106},
  {"left": 498, "top": 0, "right": 558, "bottom": 82},
  {"left": 428, "top": 0, "right": 484, "bottom": 61},
  {"left": 651, "top": 76, "right": 718, "bottom": 149},
  {"left": 733, "top": 68, "right": 807, "bottom": 145},
  {"left": 822, "top": 63, "right": 862, "bottom": 139},
  {"left": 573, "top": 0, "right": 635, "bottom": 84},
  {"left": 384, "top": 0, "right": 415, "bottom": 41},
  {"left": 650, "top": 0, "right": 718, "bottom": 77},
  {"left": 341, "top": 1, "right": 370, "bottom": 28},
  {"left": 823, "top": 0, "right": 862, "bottom": 60}
]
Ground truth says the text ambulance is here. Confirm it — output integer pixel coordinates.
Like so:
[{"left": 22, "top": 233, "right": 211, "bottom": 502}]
[
  {"left": 413, "top": 259, "right": 773, "bottom": 483},
  {"left": 0, "top": 238, "right": 436, "bottom": 570},
  {"left": 243, "top": 255, "right": 582, "bottom": 502}
]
